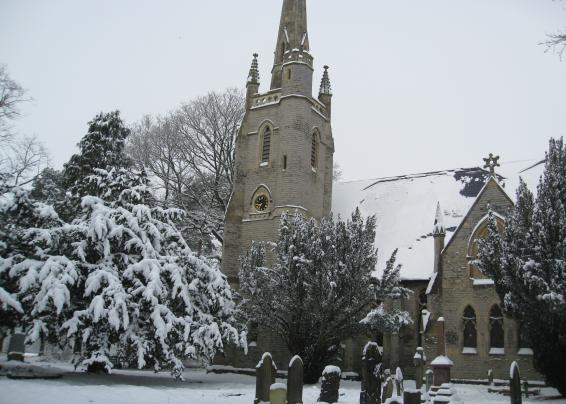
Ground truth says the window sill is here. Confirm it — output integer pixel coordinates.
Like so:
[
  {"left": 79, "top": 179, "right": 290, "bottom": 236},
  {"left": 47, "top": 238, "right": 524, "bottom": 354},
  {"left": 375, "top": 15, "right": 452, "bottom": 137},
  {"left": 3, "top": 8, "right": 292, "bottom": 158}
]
[
  {"left": 311, "top": 167, "right": 317, "bottom": 173},
  {"left": 517, "top": 348, "right": 533, "bottom": 356},
  {"left": 259, "top": 162, "right": 269, "bottom": 167},
  {"left": 462, "top": 347, "right": 478, "bottom": 355},
  {"left": 489, "top": 348, "right": 505, "bottom": 355}
]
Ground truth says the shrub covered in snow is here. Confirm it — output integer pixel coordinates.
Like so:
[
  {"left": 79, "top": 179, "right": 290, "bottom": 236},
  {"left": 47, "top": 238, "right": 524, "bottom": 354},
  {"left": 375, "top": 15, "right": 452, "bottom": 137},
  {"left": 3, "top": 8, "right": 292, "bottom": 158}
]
[{"left": 239, "top": 209, "right": 411, "bottom": 383}]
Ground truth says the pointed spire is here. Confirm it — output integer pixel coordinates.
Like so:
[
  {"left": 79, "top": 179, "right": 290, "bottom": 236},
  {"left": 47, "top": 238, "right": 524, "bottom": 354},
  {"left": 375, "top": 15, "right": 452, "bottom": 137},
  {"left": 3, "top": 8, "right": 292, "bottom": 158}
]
[
  {"left": 247, "top": 53, "right": 260, "bottom": 85},
  {"left": 433, "top": 202, "right": 446, "bottom": 236},
  {"left": 319, "top": 65, "right": 332, "bottom": 96}
]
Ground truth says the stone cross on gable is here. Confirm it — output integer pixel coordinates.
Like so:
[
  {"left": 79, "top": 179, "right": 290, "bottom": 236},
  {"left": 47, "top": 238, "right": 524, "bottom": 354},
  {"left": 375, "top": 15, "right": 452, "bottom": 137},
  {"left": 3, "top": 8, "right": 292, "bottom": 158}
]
[{"left": 483, "top": 153, "right": 501, "bottom": 175}]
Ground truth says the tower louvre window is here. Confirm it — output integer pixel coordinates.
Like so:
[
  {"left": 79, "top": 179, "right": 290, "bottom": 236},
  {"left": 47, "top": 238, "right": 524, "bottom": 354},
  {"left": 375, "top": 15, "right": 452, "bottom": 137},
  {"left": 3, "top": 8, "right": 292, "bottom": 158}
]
[
  {"left": 261, "top": 127, "right": 271, "bottom": 164},
  {"left": 311, "top": 133, "right": 318, "bottom": 168}
]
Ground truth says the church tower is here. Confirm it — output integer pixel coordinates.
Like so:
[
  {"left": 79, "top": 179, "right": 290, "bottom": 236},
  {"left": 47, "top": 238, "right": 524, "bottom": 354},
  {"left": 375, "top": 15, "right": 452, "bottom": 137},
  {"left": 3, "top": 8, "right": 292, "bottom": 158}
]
[{"left": 222, "top": 0, "right": 334, "bottom": 286}]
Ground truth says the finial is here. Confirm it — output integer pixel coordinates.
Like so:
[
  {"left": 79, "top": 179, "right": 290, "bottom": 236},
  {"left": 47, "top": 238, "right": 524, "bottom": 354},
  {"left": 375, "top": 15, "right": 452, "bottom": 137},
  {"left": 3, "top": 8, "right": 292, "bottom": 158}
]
[
  {"left": 248, "top": 53, "right": 260, "bottom": 84},
  {"left": 319, "top": 65, "right": 332, "bottom": 96},
  {"left": 433, "top": 202, "right": 446, "bottom": 236},
  {"left": 483, "top": 153, "right": 500, "bottom": 175}
]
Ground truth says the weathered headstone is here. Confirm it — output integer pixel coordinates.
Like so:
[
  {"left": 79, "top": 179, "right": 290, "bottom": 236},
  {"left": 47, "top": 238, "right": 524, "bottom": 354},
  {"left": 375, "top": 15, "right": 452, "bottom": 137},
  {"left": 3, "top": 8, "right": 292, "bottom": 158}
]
[
  {"left": 403, "top": 389, "right": 422, "bottom": 404},
  {"left": 488, "top": 369, "right": 494, "bottom": 387},
  {"left": 413, "top": 347, "right": 426, "bottom": 390},
  {"left": 318, "top": 365, "right": 341, "bottom": 403},
  {"left": 270, "top": 383, "right": 287, "bottom": 404},
  {"left": 360, "top": 342, "right": 382, "bottom": 404},
  {"left": 287, "top": 355, "right": 304, "bottom": 404},
  {"left": 523, "top": 379, "right": 529, "bottom": 399},
  {"left": 7, "top": 333, "right": 25, "bottom": 362},
  {"left": 395, "top": 367, "right": 404, "bottom": 396},
  {"left": 381, "top": 374, "right": 394, "bottom": 403},
  {"left": 510, "top": 361, "right": 522, "bottom": 404},
  {"left": 255, "top": 352, "right": 277, "bottom": 404},
  {"left": 425, "top": 369, "right": 433, "bottom": 393}
]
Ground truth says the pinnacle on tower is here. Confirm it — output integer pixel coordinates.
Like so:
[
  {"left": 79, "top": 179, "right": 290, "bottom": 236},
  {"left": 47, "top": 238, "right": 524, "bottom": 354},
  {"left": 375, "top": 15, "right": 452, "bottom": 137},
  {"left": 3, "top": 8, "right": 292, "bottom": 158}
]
[
  {"left": 319, "top": 65, "right": 332, "bottom": 96},
  {"left": 248, "top": 53, "right": 260, "bottom": 85},
  {"left": 433, "top": 202, "right": 446, "bottom": 235}
]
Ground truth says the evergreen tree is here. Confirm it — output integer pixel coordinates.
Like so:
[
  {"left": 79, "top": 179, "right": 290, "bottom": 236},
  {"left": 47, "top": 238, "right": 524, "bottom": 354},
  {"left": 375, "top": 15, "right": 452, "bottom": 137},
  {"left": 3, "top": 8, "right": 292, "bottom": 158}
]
[
  {"left": 239, "top": 209, "right": 412, "bottom": 383},
  {"left": 478, "top": 138, "right": 566, "bottom": 395},
  {"left": 0, "top": 111, "right": 244, "bottom": 378},
  {"left": 30, "top": 168, "right": 65, "bottom": 205}
]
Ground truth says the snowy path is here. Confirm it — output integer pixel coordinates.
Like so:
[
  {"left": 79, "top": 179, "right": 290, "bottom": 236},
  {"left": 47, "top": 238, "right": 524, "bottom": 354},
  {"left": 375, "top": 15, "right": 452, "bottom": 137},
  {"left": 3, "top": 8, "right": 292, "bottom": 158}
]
[{"left": 0, "top": 361, "right": 565, "bottom": 404}]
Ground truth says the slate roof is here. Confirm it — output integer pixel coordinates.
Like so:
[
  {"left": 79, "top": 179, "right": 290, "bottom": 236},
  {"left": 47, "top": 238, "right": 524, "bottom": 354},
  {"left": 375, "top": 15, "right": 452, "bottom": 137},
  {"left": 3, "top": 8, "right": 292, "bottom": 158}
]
[{"left": 331, "top": 159, "right": 544, "bottom": 280}]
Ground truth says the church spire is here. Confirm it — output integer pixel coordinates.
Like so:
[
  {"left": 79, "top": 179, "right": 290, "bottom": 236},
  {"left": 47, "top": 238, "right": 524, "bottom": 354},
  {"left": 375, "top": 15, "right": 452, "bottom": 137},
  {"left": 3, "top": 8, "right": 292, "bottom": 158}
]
[
  {"left": 271, "top": 0, "right": 312, "bottom": 90},
  {"left": 319, "top": 65, "right": 332, "bottom": 96},
  {"left": 248, "top": 53, "right": 260, "bottom": 85}
]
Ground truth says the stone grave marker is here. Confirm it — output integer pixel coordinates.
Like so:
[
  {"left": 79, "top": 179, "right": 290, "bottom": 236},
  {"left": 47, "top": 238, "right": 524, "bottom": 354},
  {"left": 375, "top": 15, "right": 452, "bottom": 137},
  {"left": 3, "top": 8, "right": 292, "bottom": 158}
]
[
  {"left": 395, "top": 367, "right": 404, "bottom": 396},
  {"left": 403, "top": 389, "right": 422, "bottom": 404},
  {"left": 360, "top": 342, "right": 382, "bottom": 404},
  {"left": 488, "top": 369, "right": 494, "bottom": 387},
  {"left": 255, "top": 352, "right": 276, "bottom": 404},
  {"left": 318, "top": 365, "right": 341, "bottom": 403},
  {"left": 381, "top": 372, "right": 394, "bottom": 403},
  {"left": 413, "top": 347, "right": 426, "bottom": 390},
  {"left": 523, "top": 379, "right": 529, "bottom": 399},
  {"left": 425, "top": 369, "right": 433, "bottom": 393},
  {"left": 270, "top": 383, "right": 287, "bottom": 404},
  {"left": 287, "top": 355, "right": 304, "bottom": 404},
  {"left": 510, "top": 361, "right": 522, "bottom": 404},
  {"left": 7, "top": 333, "right": 25, "bottom": 362}
]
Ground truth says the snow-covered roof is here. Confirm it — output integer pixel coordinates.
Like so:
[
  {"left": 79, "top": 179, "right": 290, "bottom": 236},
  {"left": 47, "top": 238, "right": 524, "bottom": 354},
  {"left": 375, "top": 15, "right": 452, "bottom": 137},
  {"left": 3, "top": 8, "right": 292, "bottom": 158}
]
[{"left": 332, "top": 159, "right": 544, "bottom": 281}]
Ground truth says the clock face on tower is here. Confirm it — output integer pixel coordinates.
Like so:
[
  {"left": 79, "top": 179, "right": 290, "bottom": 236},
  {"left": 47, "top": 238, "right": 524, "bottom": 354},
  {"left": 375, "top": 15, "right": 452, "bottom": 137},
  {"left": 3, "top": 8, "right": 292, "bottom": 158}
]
[{"left": 254, "top": 194, "right": 269, "bottom": 212}]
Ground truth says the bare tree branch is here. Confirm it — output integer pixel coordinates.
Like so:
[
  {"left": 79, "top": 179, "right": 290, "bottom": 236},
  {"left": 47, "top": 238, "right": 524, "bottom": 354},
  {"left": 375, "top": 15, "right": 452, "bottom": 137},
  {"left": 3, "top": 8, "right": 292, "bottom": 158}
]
[{"left": 0, "top": 65, "right": 32, "bottom": 137}]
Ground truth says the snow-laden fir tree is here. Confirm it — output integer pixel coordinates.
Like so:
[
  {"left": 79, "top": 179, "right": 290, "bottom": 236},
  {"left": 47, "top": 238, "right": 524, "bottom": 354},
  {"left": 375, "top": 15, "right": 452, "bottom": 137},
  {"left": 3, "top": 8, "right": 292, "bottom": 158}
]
[
  {"left": 477, "top": 138, "right": 566, "bottom": 395},
  {"left": 239, "top": 209, "right": 412, "bottom": 383},
  {"left": 0, "top": 111, "right": 245, "bottom": 378}
]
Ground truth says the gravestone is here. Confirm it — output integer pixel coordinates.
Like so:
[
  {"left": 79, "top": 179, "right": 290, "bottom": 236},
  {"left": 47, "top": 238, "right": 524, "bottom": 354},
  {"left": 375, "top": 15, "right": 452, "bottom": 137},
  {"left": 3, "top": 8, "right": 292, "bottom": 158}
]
[
  {"left": 360, "top": 342, "right": 382, "bottom": 404},
  {"left": 255, "top": 352, "right": 276, "bottom": 404},
  {"left": 270, "top": 383, "right": 287, "bottom": 404},
  {"left": 318, "top": 365, "right": 341, "bottom": 403},
  {"left": 403, "top": 389, "right": 422, "bottom": 404},
  {"left": 425, "top": 369, "right": 433, "bottom": 392},
  {"left": 523, "top": 379, "right": 529, "bottom": 399},
  {"left": 413, "top": 347, "right": 426, "bottom": 390},
  {"left": 395, "top": 367, "right": 404, "bottom": 396},
  {"left": 510, "top": 362, "right": 522, "bottom": 404},
  {"left": 7, "top": 333, "right": 25, "bottom": 362},
  {"left": 488, "top": 369, "right": 494, "bottom": 387},
  {"left": 381, "top": 374, "right": 394, "bottom": 403},
  {"left": 287, "top": 355, "right": 304, "bottom": 404}
]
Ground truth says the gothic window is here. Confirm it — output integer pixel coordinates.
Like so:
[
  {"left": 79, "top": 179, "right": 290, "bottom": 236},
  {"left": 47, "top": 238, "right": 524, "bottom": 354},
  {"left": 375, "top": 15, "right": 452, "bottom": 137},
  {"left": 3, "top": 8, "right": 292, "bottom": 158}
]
[
  {"left": 489, "top": 304, "right": 504, "bottom": 353},
  {"left": 463, "top": 305, "right": 477, "bottom": 351},
  {"left": 311, "top": 132, "right": 319, "bottom": 169},
  {"left": 468, "top": 213, "right": 505, "bottom": 280},
  {"left": 260, "top": 126, "right": 271, "bottom": 165}
]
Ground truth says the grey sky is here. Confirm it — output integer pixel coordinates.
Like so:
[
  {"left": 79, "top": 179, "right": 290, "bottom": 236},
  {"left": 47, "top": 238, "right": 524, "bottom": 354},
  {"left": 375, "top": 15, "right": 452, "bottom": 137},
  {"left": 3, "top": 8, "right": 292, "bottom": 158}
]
[{"left": 1, "top": 0, "right": 565, "bottom": 181}]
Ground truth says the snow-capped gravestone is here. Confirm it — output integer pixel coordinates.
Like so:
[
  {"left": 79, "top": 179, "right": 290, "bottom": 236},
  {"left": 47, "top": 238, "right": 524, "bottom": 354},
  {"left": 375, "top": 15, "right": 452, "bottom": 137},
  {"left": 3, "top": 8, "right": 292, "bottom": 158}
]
[
  {"left": 381, "top": 371, "right": 394, "bottom": 403},
  {"left": 488, "top": 369, "right": 494, "bottom": 387},
  {"left": 287, "top": 355, "right": 304, "bottom": 404},
  {"left": 395, "top": 367, "right": 404, "bottom": 396},
  {"left": 318, "top": 365, "right": 341, "bottom": 403},
  {"left": 254, "top": 353, "right": 276, "bottom": 404},
  {"left": 413, "top": 347, "right": 426, "bottom": 390},
  {"left": 7, "top": 334, "right": 25, "bottom": 362},
  {"left": 270, "top": 383, "right": 287, "bottom": 404},
  {"left": 360, "top": 342, "right": 382, "bottom": 404},
  {"left": 510, "top": 362, "right": 522, "bottom": 404},
  {"left": 425, "top": 369, "right": 433, "bottom": 393}
]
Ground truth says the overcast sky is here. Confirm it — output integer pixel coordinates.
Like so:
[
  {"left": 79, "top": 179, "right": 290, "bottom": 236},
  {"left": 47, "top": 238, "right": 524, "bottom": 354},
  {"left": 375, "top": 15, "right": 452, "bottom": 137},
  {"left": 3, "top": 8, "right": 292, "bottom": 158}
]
[{"left": 1, "top": 0, "right": 565, "bottom": 181}]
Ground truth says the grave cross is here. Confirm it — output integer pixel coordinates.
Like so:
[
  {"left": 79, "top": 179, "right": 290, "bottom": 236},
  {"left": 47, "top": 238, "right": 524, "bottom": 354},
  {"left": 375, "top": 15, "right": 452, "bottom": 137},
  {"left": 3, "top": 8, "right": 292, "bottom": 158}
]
[{"left": 483, "top": 153, "right": 501, "bottom": 175}]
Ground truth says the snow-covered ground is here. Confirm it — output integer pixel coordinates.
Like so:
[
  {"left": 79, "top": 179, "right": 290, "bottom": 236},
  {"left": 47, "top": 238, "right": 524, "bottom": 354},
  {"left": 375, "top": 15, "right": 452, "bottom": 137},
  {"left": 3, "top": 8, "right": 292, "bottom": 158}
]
[{"left": 1, "top": 358, "right": 565, "bottom": 404}]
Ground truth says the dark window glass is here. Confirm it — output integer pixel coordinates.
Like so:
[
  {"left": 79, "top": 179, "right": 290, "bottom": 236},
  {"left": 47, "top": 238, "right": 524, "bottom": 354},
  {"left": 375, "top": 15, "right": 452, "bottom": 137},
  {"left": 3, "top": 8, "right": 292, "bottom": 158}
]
[
  {"left": 261, "top": 127, "right": 271, "bottom": 163},
  {"left": 490, "top": 305, "right": 504, "bottom": 349},
  {"left": 463, "top": 305, "right": 477, "bottom": 348}
]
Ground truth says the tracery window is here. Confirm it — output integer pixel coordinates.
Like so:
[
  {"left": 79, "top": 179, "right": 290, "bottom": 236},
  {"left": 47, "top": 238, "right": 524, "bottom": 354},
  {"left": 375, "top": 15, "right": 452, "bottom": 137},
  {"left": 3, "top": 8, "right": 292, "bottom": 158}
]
[
  {"left": 311, "top": 132, "right": 318, "bottom": 169},
  {"left": 463, "top": 305, "right": 477, "bottom": 351},
  {"left": 489, "top": 304, "right": 504, "bottom": 353},
  {"left": 260, "top": 126, "right": 271, "bottom": 164}
]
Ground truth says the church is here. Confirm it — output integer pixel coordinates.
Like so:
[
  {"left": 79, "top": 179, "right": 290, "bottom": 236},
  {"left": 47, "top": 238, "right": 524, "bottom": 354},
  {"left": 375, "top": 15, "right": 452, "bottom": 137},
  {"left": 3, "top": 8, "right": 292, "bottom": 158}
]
[{"left": 219, "top": 0, "right": 544, "bottom": 382}]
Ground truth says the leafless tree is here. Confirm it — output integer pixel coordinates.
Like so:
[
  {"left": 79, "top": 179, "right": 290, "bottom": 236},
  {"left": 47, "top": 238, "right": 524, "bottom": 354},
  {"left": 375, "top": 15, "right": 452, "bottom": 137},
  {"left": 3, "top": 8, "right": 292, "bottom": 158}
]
[
  {"left": 0, "top": 65, "right": 31, "bottom": 138},
  {"left": 543, "top": 1, "right": 566, "bottom": 59},
  {"left": 128, "top": 89, "right": 245, "bottom": 251},
  {"left": 0, "top": 135, "right": 49, "bottom": 190}
]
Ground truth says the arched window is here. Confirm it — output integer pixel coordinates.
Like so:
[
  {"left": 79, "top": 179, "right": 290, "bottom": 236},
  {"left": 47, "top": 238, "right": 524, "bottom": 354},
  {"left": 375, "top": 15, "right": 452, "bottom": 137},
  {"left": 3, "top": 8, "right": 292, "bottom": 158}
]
[
  {"left": 311, "top": 132, "right": 318, "bottom": 169},
  {"left": 260, "top": 126, "right": 271, "bottom": 165},
  {"left": 463, "top": 306, "right": 477, "bottom": 351},
  {"left": 489, "top": 305, "right": 504, "bottom": 353}
]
